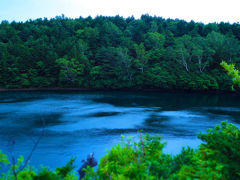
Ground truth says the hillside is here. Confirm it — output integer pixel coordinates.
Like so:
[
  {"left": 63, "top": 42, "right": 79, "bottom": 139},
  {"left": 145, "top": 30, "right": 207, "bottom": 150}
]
[{"left": 1, "top": 15, "right": 240, "bottom": 91}]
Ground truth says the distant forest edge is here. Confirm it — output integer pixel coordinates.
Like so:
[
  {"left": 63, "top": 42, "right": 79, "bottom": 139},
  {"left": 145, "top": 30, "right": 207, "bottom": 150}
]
[{"left": 1, "top": 14, "right": 240, "bottom": 91}]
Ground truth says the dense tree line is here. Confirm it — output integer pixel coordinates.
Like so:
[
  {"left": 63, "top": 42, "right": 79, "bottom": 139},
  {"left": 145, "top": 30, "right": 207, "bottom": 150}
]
[{"left": 1, "top": 14, "right": 240, "bottom": 91}]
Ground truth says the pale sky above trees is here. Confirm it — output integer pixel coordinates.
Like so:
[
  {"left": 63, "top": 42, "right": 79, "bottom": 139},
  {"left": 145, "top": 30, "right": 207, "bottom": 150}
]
[{"left": 0, "top": 0, "right": 240, "bottom": 23}]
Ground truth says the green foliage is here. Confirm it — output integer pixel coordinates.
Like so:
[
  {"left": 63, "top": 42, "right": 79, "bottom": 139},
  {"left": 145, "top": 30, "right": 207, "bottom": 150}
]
[
  {"left": 175, "top": 121, "right": 240, "bottom": 179},
  {"left": 0, "top": 15, "right": 238, "bottom": 91},
  {"left": 83, "top": 134, "right": 170, "bottom": 179},
  {"left": 0, "top": 150, "right": 9, "bottom": 168},
  {"left": 134, "top": 43, "right": 148, "bottom": 73},
  {"left": 33, "top": 164, "right": 77, "bottom": 180},
  {"left": 83, "top": 122, "right": 240, "bottom": 180},
  {"left": 55, "top": 158, "right": 76, "bottom": 178},
  {"left": 198, "top": 121, "right": 240, "bottom": 179},
  {"left": 56, "top": 58, "right": 85, "bottom": 86},
  {"left": 1, "top": 122, "right": 240, "bottom": 179},
  {"left": 220, "top": 61, "right": 240, "bottom": 89},
  {"left": 0, "top": 154, "right": 77, "bottom": 180}
]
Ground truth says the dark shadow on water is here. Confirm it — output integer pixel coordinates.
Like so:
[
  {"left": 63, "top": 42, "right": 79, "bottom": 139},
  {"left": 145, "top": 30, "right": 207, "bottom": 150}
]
[
  {"left": 205, "top": 109, "right": 240, "bottom": 123},
  {"left": 0, "top": 97, "right": 43, "bottom": 103},
  {"left": 91, "top": 91, "right": 240, "bottom": 111},
  {"left": 144, "top": 114, "right": 169, "bottom": 127},
  {"left": 0, "top": 92, "right": 46, "bottom": 103},
  {"left": 12, "top": 113, "right": 65, "bottom": 128},
  {"left": 86, "top": 112, "right": 120, "bottom": 117},
  {"left": 30, "top": 113, "right": 65, "bottom": 128},
  {"left": 41, "top": 127, "right": 197, "bottom": 138},
  {"left": 0, "top": 112, "right": 13, "bottom": 120}
]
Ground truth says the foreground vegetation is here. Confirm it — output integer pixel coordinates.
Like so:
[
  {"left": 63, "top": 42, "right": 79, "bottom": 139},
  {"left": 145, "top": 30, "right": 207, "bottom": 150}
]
[
  {"left": 1, "top": 121, "right": 240, "bottom": 179},
  {"left": 1, "top": 15, "right": 240, "bottom": 90}
]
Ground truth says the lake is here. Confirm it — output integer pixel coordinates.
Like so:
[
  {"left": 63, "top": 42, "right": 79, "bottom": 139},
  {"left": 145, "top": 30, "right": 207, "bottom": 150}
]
[{"left": 0, "top": 90, "right": 240, "bottom": 170}]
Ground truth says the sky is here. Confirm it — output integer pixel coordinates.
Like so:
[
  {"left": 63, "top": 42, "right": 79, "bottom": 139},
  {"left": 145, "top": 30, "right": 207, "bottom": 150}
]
[{"left": 0, "top": 0, "right": 240, "bottom": 24}]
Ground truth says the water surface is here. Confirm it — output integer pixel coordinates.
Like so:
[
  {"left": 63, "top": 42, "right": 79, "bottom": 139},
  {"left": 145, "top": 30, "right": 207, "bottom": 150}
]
[{"left": 0, "top": 91, "right": 240, "bottom": 170}]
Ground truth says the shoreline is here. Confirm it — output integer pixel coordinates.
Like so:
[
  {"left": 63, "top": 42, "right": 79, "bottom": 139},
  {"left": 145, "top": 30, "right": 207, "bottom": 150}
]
[
  {"left": 0, "top": 87, "right": 234, "bottom": 94},
  {"left": 0, "top": 88, "right": 91, "bottom": 92}
]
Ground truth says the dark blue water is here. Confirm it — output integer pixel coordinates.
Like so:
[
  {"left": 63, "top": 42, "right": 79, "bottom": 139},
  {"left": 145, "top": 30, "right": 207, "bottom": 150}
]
[{"left": 0, "top": 91, "right": 240, "bottom": 170}]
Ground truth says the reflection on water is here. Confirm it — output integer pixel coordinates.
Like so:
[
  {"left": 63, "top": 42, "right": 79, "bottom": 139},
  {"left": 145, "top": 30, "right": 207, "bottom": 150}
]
[{"left": 0, "top": 91, "right": 240, "bottom": 169}]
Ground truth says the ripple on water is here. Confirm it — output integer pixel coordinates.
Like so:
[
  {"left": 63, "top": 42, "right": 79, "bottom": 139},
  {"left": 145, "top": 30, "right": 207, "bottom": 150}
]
[{"left": 1, "top": 91, "right": 240, "bottom": 169}]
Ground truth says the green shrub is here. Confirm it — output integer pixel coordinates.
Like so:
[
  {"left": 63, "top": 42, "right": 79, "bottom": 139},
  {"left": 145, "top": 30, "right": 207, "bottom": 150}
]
[
  {"left": 197, "top": 121, "right": 240, "bottom": 179},
  {"left": 1, "top": 121, "right": 240, "bottom": 179},
  {"left": 0, "top": 154, "right": 77, "bottom": 180},
  {"left": 84, "top": 122, "right": 240, "bottom": 180}
]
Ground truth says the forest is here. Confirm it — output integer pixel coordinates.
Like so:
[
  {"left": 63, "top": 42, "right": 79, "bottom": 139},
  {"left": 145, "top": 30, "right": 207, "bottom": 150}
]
[{"left": 1, "top": 14, "right": 240, "bottom": 91}]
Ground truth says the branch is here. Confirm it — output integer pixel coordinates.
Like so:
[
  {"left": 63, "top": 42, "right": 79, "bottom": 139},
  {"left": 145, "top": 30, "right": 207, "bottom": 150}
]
[{"left": 17, "top": 129, "right": 44, "bottom": 173}]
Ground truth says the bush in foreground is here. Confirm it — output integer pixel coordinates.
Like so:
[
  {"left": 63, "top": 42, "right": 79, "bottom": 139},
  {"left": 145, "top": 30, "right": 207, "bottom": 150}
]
[
  {"left": 1, "top": 121, "right": 240, "bottom": 179},
  {"left": 84, "top": 121, "right": 240, "bottom": 180}
]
